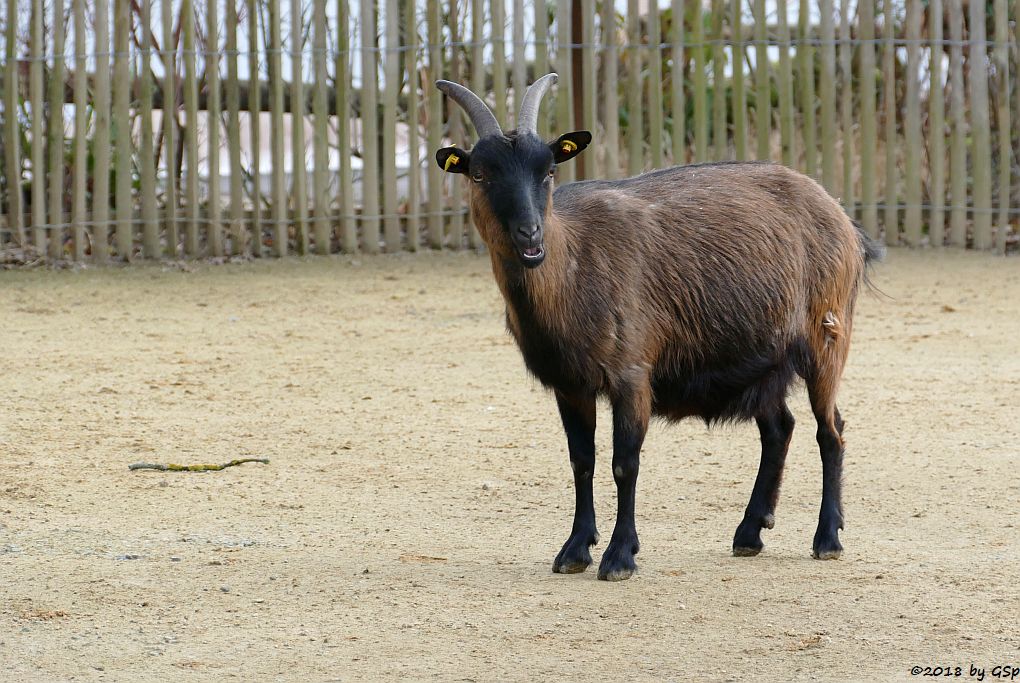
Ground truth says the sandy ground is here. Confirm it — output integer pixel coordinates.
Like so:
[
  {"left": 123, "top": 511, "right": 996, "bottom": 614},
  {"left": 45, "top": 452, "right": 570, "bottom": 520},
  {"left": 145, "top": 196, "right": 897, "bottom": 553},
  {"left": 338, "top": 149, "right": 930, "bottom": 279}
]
[{"left": 1, "top": 249, "right": 1018, "bottom": 682}]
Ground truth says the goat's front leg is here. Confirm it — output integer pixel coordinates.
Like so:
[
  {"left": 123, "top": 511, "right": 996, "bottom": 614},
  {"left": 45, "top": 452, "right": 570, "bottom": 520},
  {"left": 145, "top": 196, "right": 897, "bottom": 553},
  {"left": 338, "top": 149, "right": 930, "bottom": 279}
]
[
  {"left": 598, "top": 378, "right": 651, "bottom": 581},
  {"left": 552, "top": 391, "right": 598, "bottom": 574}
]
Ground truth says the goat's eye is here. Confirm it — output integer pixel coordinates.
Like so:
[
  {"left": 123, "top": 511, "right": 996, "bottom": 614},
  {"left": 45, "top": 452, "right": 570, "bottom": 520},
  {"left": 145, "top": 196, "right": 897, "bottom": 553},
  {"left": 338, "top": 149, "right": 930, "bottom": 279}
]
[
  {"left": 471, "top": 171, "right": 484, "bottom": 183},
  {"left": 548, "top": 167, "right": 555, "bottom": 177}
]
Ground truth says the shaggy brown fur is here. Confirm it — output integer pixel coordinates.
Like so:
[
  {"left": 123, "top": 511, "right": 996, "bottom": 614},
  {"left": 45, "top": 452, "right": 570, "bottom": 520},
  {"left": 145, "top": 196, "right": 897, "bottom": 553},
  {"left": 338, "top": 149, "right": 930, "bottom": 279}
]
[{"left": 476, "top": 161, "right": 872, "bottom": 429}]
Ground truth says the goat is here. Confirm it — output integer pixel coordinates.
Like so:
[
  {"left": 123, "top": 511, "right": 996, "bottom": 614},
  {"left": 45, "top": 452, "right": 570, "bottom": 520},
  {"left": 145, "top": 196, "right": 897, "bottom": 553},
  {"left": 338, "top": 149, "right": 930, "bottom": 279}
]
[{"left": 435, "top": 73, "right": 882, "bottom": 581}]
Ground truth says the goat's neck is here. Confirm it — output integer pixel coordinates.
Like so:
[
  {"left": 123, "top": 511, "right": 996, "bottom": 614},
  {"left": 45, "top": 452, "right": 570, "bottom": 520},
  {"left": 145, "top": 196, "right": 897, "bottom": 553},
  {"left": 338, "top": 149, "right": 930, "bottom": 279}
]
[
  {"left": 491, "top": 211, "right": 576, "bottom": 331},
  {"left": 468, "top": 186, "right": 575, "bottom": 323}
]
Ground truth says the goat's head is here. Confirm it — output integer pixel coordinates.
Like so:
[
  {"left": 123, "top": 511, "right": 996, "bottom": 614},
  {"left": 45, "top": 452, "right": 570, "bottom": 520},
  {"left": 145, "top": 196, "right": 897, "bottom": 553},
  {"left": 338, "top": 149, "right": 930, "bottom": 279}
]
[{"left": 435, "top": 74, "right": 590, "bottom": 269}]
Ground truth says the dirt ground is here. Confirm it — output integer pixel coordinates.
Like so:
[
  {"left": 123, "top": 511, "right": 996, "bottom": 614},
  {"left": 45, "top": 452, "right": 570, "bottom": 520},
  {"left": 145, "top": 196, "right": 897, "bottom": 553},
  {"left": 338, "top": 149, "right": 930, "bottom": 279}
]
[{"left": 1, "top": 249, "right": 1018, "bottom": 682}]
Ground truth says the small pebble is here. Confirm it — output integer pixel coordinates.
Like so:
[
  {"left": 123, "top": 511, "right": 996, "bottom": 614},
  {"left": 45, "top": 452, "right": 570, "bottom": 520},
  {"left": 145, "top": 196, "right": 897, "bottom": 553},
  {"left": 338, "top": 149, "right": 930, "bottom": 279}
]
[{"left": 220, "top": 585, "right": 231, "bottom": 593}]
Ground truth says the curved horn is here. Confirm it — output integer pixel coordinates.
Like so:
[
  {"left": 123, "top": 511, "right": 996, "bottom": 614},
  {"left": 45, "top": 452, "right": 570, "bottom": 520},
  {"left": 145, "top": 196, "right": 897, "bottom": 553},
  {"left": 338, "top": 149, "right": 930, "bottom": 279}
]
[
  {"left": 516, "top": 73, "right": 558, "bottom": 133},
  {"left": 435, "top": 79, "right": 503, "bottom": 139}
]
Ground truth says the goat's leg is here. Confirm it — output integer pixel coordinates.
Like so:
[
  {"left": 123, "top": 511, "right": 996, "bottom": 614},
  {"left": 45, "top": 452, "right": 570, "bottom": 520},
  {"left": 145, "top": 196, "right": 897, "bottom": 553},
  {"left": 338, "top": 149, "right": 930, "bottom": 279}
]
[
  {"left": 810, "top": 391, "right": 845, "bottom": 560},
  {"left": 552, "top": 391, "right": 599, "bottom": 574},
  {"left": 597, "top": 380, "right": 651, "bottom": 581},
  {"left": 733, "top": 403, "right": 795, "bottom": 556}
]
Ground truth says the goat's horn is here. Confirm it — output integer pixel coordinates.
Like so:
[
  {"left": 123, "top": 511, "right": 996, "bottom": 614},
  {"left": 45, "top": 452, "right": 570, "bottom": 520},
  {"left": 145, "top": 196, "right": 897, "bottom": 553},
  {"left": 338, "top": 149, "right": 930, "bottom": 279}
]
[
  {"left": 516, "top": 73, "right": 558, "bottom": 133},
  {"left": 435, "top": 80, "right": 503, "bottom": 139}
]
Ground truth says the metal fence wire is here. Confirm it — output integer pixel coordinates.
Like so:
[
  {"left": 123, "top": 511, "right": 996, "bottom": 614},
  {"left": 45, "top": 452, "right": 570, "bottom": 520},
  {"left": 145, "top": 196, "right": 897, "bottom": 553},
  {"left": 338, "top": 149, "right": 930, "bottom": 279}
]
[{"left": 0, "top": 0, "right": 1018, "bottom": 262}]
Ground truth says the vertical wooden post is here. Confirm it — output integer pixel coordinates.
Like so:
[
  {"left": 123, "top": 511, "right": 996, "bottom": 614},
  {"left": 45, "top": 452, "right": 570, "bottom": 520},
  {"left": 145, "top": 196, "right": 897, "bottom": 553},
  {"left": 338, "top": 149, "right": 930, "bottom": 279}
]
[
  {"left": 182, "top": 0, "right": 201, "bottom": 256},
  {"left": 447, "top": 0, "right": 465, "bottom": 243},
  {"left": 839, "top": 0, "right": 854, "bottom": 215},
  {"left": 48, "top": 0, "right": 66, "bottom": 259},
  {"left": 312, "top": 0, "right": 331, "bottom": 254},
  {"left": 114, "top": 0, "right": 133, "bottom": 259},
  {"left": 647, "top": 1, "right": 664, "bottom": 169},
  {"left": 625, "top": 0, "right": 643, "bottom": 174},
  {"left": 463, "top": 0, "right": 480, "bottom": 244},
  {"left": 30, "top": 0, "right": 47, "bottom": 252},
  {"left": 139, "top": 0, "right": 159, "bottom": 258},
  {"left": 290, "top": 0, "right": 309, "bottom": 254},
  {"left": 207, "top": 0, "right": 224, "bottom": 256},
  {"left": 2, "top": 0, "right": 24, "bottom": 248},
  {"left": 753, "top": 0, "right": 770, "bottom": 160},
  {"left": 248, "top": 0, "right": 263, "bottom": 255},
  {"left": 426, "top": 0, "right": 444, "bottom": 247},
  {"left": 582, "top": 0, "right": 600, "bottom": 174},
  {"left": 512, "top": 0, "right": 527, "bottom": 123},
  {"left": 692, "top": 0, "right": 708, "bottom": 161},
  {"left": 161, "top": 0, "right": 177, "bottom": 258},
  {"left": 776, "top": 0, "right": 794, "bottom": 167},
  {"left": 226, "top": 0, "right": 245, "bottom": 254},
  {"left": 492, "top": 0, "right": 507, "bottom": 124},
  {"left": 670, "top": 0, "right": 686, "bottom": 166},
  {"left": 947, "top": 0, "right": 967, "bottom": 246},
  {"left": 603, "top": 0, "right": 621, "bottom": 177},
  {"left": 710, "top": 0, "right": 726, "bottom": 160},
  {"left": 903, "top": 0, "right": 922, "bottom": 244},
  {"left": 731, "top": 0, "right": 746, "bottom": 161},
  {"left": 557, "top": 0, "right": 576, "bottom": 182},
  {"left": 72, "top": 0, "right": 88, "bottom": 260},
  {"left": 344, "top": 4, "right": 369, "bottom": 251},
  {"left": 337, "top": 0, "right": 357, "bottom": 252},
  {"left": 992, "top": 0, "right": 1010, "bottom": 253},
  {"left": 381, "top": 0, "right": 401, "bottom": 250},
  {"left": 927, "top": 0, "right": 945, "bottom": 247},
  {"left": 406, "top": 0, "right": 422, "bottom": 249},
  {"left": 858, "top": 0, "right": 877, "bottom": 237},
  {"left": 882, "top": 0, "right": 897, "bottom": 242},
  {"left": 797, "top": 0, "right": 817, "bottom": 177},
  {"left": 819, "top": 0, "right": 836, "bottom": 192},
  {"left": 1015, "top": 0, "right": 1020, "bottom": 245},
  {"left": 268, "top": 0, "right": 286, "bottom": 255},
  {"left": 968, "top": 0, "right": 992, "bottom": 249}
]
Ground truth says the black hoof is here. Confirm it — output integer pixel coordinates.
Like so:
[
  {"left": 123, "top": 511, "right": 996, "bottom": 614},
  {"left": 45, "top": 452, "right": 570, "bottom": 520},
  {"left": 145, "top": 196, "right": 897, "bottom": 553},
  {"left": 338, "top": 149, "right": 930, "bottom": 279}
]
[
  {"left": 732, "top": 513, "right": 774, "bottom": 557},
  {"left": 552, "top": 530, "right": 599, "bottom": 574},
  {"left": 812, "top": 528, "right": 843, "bottom": 560},
  {"left": 732, "top": 543, "right": 763, "bottom": 557},
  {"left": 597, "top": 538, "right": 639, "bottom": 581}
]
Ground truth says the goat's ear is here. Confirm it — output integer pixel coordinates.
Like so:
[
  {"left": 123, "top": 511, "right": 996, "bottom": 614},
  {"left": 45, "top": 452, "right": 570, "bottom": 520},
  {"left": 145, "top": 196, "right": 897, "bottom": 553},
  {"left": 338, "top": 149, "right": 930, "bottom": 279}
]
[
  {"left": 436, "top": 146, "right": 471, "bottom": 174},
  {"left": 550, "top": 131, "right": 592, "bottom": 163}
]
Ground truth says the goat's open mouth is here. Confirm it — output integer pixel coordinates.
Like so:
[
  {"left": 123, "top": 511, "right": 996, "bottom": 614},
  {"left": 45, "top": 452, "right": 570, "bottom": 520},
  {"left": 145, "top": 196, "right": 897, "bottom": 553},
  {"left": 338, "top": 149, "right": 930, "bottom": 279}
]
[{"left": 517, "top": 245, "right": 545, "bottom": 267}]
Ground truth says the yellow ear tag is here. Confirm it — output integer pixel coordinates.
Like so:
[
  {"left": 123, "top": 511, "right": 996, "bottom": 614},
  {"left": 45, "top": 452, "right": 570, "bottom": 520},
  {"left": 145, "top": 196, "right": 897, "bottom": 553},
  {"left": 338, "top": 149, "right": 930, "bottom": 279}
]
[
  {"left": 444, "top": 153, "right": 460, "bottom": 172},
  {"left": 560, "top": 140, "right": 578, "bottom": 154}
]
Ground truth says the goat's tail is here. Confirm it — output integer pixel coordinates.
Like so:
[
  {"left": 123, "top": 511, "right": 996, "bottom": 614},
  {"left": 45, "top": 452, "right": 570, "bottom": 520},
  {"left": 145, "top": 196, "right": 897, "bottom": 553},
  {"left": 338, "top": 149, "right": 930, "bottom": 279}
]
[
  {"left": 850, "top": 219, "right": 884, "bottom": 292},
  {"left": 851, "top": 219, "right": 885, "bottom": 264}
]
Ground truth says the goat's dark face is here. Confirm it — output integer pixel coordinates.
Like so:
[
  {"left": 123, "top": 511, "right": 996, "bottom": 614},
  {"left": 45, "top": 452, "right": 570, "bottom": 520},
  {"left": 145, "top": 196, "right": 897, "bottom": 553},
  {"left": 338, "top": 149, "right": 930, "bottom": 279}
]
[{"left": 437, "top": 130, "right": 591, "bottom": 269}]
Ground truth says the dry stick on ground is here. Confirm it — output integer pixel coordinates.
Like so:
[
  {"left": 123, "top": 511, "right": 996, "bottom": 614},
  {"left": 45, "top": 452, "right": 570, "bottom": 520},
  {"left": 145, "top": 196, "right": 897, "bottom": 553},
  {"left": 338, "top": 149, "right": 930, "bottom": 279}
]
[{"left": 128, "top": 458, "right": 270, "bottom": 472}]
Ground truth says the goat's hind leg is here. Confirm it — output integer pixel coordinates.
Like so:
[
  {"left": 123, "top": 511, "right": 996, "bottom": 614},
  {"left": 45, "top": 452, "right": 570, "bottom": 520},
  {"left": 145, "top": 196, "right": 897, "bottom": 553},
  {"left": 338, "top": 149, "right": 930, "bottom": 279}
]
[
  {"left": 806, "top": 362, "right": 846, "bottom": 559},
  {"left": 811, "top": 397, "right": 845, "bottom": 560},
  {"left": 733, "top": 402, "right": 795, "bottom": 556},
  {"left": 552, "top": 391, "right": 600, "bottom": 574}
]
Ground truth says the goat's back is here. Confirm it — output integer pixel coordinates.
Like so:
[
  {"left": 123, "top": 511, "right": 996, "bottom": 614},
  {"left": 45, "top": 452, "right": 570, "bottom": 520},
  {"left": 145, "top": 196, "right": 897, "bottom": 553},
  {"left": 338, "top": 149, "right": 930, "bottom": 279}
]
[{"left": 557, "top": 161, "right": 860, "bottom": 280}]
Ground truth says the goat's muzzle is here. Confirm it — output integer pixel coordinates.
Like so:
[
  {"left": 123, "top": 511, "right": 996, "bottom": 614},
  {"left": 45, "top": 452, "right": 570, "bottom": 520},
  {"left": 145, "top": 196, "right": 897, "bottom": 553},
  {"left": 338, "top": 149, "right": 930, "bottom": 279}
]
[{"left": 511, "top": 223, "right": 545, "bottom": 268}]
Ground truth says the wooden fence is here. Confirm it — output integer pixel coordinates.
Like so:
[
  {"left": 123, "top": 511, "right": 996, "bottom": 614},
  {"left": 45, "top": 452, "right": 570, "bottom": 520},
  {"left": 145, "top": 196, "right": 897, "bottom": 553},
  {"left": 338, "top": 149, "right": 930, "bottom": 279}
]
[{"left": 0, "top": 0, "right": 1018, "bottom": 263}]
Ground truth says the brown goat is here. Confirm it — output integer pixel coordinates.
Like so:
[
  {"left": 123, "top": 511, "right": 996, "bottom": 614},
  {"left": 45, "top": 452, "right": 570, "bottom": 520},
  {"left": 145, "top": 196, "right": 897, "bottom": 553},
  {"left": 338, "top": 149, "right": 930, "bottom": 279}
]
[{"left": 436, "top": 74, "right": 881, "bottom": 581}]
